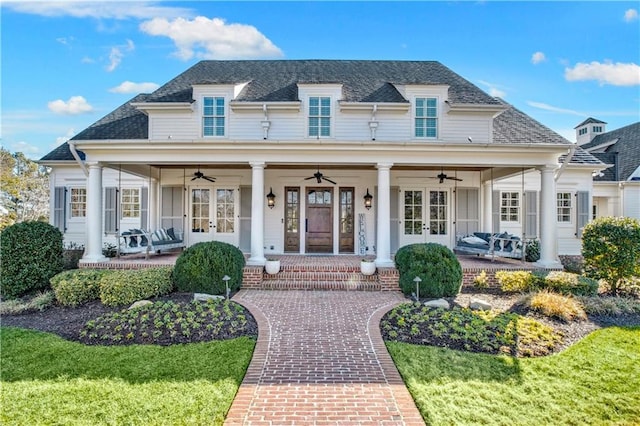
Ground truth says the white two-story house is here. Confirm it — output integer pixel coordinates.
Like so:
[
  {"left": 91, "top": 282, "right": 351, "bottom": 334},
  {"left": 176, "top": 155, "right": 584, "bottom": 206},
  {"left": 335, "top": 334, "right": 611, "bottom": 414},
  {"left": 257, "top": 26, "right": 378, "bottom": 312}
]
[{"left": 39, "top": 60, "right": 606, "bottom": 267}]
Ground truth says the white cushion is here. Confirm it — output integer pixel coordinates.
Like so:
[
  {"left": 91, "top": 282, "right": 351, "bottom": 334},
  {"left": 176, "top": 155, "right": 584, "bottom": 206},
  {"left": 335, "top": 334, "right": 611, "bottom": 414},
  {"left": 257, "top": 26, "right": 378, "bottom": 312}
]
[{"left": 462, "top": 235, "right": 489, "bottom": 245}]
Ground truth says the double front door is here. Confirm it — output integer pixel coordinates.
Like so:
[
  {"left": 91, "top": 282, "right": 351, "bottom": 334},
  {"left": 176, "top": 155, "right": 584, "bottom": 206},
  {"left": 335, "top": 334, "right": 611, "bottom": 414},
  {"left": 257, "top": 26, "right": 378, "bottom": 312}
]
[
  {"left": 284, "top": 187, "right": 354, "bottom": 254},
  {"left": 400, "top": 188, "right": 450, "bottom": 247},
  {"left": 188, "top": 186, "right": 238, "bottom": 246}
]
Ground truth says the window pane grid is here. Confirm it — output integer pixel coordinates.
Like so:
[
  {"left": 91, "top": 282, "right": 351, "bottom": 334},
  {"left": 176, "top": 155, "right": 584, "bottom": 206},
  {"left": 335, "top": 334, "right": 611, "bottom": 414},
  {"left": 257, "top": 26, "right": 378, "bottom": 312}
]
[
  {"left": 216, "top": 189, "right": 234, "bottom": 233},
  {"left": 203, "top": 96, "right": 225, "bottom": 137},
  {"left": 501, "top": 192, "right": 520, "bottom": 222},
  {"left": 121, "top": 188, "right": 140, "bottom": 218},
  {"left": 415, "top": 97, "right": 438, "bottom": 138},
  {"left": 429, "top": 190, "right": 447, "bottom": 235},
  {"left": 70, "top": 188, "right": 86, "bottom": 217},
  {"left": 557, "top": 192, "right": 572, "bottom": 222},
  {"left": 309, "top": 96, "right": 331, "bottom": 137}
]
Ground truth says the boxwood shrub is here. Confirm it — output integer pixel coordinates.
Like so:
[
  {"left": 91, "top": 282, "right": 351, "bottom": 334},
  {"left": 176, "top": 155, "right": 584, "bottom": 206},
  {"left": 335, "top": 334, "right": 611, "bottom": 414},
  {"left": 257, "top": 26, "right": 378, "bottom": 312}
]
[
  {"left": 394, "top": 243, "right": 462, "bottom": 298},
  {"left": 50, "top": 269, "right": 111, "bottom": 307},
  {"left": 495, "top": 270, "right": 537, "bottom": 293},
  {"left": 542, "top": 271, "right": 598, "bottom": 296},
  {"left": 0, "top": 221, "right": 64, "bottom": 299},
  {"left": 99, "top": 267, "right": 174, "bottom": 307},
  {"left": 173, "top": 241, "right": 245, "bottom": 295}
]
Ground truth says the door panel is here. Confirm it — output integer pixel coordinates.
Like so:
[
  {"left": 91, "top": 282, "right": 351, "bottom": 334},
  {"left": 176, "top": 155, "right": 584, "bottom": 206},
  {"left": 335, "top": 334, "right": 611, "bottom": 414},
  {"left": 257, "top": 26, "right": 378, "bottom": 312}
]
[
  {"left": 284, "top": 187, "right": 300, "bottom": 252},
  {"left": 305, "top": 187, "right": 333, "bottom": 253},
  {"left": 339, "top": 188, "right": 354, "bottom": 253},
  {"left": 399, "top": 188, "right": 450, "bottom": 247},
  {"left": 188, "top": 186, "right": 238, "bottom": 246},
  {"left": 189, "top": 187, "right": 212, "bottom": 245}
]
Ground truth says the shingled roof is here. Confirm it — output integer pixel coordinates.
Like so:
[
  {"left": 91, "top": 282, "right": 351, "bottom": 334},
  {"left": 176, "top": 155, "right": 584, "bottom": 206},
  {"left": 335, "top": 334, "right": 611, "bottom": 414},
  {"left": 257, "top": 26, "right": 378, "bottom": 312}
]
[
  {"left": 581, "top": 122, "right": 640, "bottom": 181},
  {"left": 493, "top": 99, "right": 572, "bottom": 146}
]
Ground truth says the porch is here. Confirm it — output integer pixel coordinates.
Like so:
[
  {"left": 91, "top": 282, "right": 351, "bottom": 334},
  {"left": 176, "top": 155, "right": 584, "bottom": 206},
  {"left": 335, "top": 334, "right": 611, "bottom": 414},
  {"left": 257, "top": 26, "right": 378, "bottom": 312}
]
[{"left": 79, "top": 253, "right": 561, "bottom": 291}]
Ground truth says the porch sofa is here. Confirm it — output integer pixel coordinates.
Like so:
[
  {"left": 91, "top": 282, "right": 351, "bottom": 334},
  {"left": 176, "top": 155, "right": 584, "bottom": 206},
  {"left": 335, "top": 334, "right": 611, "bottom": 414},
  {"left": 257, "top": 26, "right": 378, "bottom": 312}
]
[
  {"left": 118, "top": 228, "right": 185, "bottom": 259},
  {"left": 454, "top": 232, "right": 526, "bottom": 261}
]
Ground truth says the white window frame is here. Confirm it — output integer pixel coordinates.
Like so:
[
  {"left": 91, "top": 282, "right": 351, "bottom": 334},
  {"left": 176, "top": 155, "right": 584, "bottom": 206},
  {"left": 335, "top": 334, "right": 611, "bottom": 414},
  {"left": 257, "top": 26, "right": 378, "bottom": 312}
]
[
  {"left": 500, "top": 191, "right": 519, "bottom": 222},
  {"left": 308, "top": 96, "right": 332, "bottom": 138},
  {"left": 121, "top": 188, "right": 140, "bottom": 219},
  {"left": 557, "top": 192, "right": 572, "bottom": 223},
  {"left": 414, "top": 97, "right": 439, "bottom": 139},
  {"left": 202, "top": 96, "right": 226, "bottom": 137},
  {"left": 69, "top": 187, "right": 86, "bottom": 218}
]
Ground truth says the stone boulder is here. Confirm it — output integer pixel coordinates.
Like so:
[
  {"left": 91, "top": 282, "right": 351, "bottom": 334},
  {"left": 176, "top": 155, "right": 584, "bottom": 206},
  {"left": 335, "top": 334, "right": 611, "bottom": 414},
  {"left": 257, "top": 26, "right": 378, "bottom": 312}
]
[
  {"left": 128, "top": 300, "right": 152, "bottom": 310},
  {"left": 424, "top": 298, "right": 450, "bottom": 309},
  {"left": 194, "top": 293, "right": 225, "bottom": 302},
  {"left": 469, "top": 298, "right": 492, "bottom": 311}
]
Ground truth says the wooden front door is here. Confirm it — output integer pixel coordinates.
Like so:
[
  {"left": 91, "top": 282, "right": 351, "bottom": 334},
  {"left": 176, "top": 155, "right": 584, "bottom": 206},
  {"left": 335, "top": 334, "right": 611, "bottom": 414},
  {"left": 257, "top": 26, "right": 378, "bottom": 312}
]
[
  {"left": 339, "top": 187, "right": 354, "bottom": 253},
  {"left": 305, "top": 187, "right": 333, "bottom": 253},
  {"left": 284, "top": 187, "right": 300, "bottom": 252}
]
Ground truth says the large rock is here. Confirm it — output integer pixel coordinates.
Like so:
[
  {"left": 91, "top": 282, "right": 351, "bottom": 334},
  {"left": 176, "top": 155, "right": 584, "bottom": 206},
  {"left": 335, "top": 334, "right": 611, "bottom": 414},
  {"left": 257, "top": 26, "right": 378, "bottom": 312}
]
[
  {"left": 470, "top": 298, "right": 492, "bottom": 311},
  {"left": 424, "top": 298, "right": 450, "bottom": 309},
  {"left": 194, "top": 293, "right": 225, "bottom": 302},
  {"left": 128, "top": 300, "right": 152, "bottom": 310}
]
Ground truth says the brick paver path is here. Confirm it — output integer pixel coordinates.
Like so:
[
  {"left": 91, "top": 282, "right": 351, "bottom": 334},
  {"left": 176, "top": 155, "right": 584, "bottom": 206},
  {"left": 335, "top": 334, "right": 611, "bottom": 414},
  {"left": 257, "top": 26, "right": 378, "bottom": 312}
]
[{"left": 226, "top": 290, "right": 424, "bottom": 425}]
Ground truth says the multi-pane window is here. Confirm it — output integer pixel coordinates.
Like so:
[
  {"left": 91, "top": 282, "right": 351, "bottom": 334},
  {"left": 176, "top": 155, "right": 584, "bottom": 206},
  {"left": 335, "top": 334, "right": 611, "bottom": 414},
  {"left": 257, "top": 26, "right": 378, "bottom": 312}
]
[
  {"left": 203, "top": 96, "right": 225, "bottom": 136},
  {"left": 593, "top": 126, "right": 603, "bottom": 132},
  {"left": 557, "top": 192, "right": 572, "bottom": 222},
  {"left": 429, "top": 190, "right": 447, "bottom": 235},
  {"left": 404, "top": 190, "right": 423, "bottom": 235},
  {"left": 70, "top": 188, "right": 86, "bottom": 217},
  {"left": 121, "top": 188, "right": 140, "bottom": 218},
  {"left": 500, "top": 192, "right": 519, "bottom": 222},
  {"left": 308, "top": 96, "right": 331, "bottom": 137},
  {"left": 415, "top": 97, "right": 438, "bottom": 138},
  {"left": 579, "top": 128, "right": 588, "bottom": 135},
  {"left": 216, "top": 189, "right": 235, "bottom": 233}
]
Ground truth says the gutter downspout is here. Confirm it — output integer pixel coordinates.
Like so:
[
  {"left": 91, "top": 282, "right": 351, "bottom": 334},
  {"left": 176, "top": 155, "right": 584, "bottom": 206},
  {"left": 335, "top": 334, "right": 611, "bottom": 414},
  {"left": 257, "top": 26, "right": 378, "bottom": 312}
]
[
  {"left": 68, "top": 140, "right": 88, "bottom": 177},
  {"left": 554, "top": 143, "right": 576, "bottom": 181}
]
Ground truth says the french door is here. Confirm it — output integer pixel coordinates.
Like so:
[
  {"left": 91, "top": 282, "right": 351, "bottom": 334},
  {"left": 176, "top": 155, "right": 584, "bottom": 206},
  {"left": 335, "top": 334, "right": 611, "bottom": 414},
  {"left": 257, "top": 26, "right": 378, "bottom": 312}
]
[
  {"left": 400, "top": 188, "right": 450, "bottom": 247},
  {"left": 188, "top": 186, "right": 238, "bottom": 246}
]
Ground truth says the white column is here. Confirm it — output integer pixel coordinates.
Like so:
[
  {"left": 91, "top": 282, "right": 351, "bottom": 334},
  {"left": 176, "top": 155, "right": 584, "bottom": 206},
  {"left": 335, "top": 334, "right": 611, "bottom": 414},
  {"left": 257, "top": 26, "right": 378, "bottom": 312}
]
[
  {"left": 375, "top": 162, "right": 394, "bottom": 267},
  {"left": 536, "top": 165, "right": 561, "bottom": 268},
  {"left": 483, "top": 180, "right": 493, "bottom": 232},
  {"left": 248, "top": 161, "right": 266, "bottom": 266},
  {"left": 149, "top": 178, "right": 158, "bottom": 231},
  {"left": 80, "top": 162, "right": 108, "bottom": 263}
]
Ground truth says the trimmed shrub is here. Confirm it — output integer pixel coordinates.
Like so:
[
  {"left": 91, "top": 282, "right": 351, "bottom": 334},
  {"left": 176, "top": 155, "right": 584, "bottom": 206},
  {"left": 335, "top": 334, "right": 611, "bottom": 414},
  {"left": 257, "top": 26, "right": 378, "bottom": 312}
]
[
  {"left": 582, "top": 216, "right": 640, "bottom": 295},
  {"left": 99, "top": 267, "right": 174, "bottom": 307},
  {"left": 173, "top": 241, "right": 245, "bottom": 295},
  {"left": 395, "top": 243, "right": 462, "bottom": 298},
  {"left": 542, "top": 271, "right": 598, "bottom": 296},
  {"left": 525, "top": 239, "right": 540, "bottom": 263},
  {"left": 0, "top": 221, "right": 64, "bottom": 299},
  {"left": 50, "top": 269, "right": 110, "bottom": 307},
  {"left": 473, "top": 270, "right": 489, "bottom": 289},
  {"left": 520, "top": 290, "right": 587, "bottom": 322},
  {"left": 495, "top": 270, "right": 537, "bottom": 293}
]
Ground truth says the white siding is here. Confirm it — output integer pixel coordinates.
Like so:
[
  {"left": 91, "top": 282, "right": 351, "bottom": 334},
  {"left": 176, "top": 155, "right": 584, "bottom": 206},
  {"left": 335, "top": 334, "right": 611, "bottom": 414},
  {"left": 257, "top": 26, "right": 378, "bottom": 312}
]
[
  {"left": 622, "top": 184, "right": 640, "bottom": 219},
  {"left": 150, "top": 112, "right": 199, "bottom": 140}
]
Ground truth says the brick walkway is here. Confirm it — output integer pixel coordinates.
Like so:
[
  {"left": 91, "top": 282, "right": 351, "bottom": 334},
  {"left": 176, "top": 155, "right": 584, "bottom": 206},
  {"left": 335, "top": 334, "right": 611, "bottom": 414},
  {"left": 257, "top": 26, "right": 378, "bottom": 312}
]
[{"left": 226, "top": 290, "right": 425, "bottom": 425}]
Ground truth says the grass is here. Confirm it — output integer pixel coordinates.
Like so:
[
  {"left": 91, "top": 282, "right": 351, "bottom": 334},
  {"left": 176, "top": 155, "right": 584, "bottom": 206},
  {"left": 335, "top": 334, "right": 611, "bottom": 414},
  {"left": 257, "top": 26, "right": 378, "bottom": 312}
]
[
  {"left": 519, "top": 290, "right": 587, "bottom": 322},
  {"left": 0, "top": 291, "right": 55, "bottom": 315},
  {"left": 387, "top": 326, "right": 640, "bottom": 426},
  {"left": 1, "top": 327, "right": 255, "bottom": 425}
]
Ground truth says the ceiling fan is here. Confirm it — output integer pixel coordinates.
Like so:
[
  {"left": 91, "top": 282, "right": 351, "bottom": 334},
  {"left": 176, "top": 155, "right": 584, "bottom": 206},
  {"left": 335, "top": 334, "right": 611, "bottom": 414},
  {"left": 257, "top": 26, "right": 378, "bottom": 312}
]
[
  {"left": 191, "top": 167, "right": 216, "bottom": 183},
  {"left": 429, "top": 170, "right": 463, "bottom": 184},
  {"left": 304, "top": 167, "right": 336, "bottom": 185}
]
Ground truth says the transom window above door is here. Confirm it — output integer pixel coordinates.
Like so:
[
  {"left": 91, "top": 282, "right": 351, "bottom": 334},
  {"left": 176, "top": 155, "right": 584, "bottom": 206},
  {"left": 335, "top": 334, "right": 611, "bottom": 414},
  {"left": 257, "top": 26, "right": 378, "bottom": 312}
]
[{"left": 308, "top": 96, "right": 331, "bottom": 137}]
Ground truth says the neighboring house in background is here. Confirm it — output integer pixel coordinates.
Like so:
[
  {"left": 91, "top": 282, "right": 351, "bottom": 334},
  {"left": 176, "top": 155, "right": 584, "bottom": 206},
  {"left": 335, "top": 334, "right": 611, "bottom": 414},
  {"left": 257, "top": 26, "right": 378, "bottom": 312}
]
[
  {"left": 574, "top": 118, "right": 640, "bottom": 221},
  {"left": 39, "top": 60, "right": 607, "bottom": 266}
]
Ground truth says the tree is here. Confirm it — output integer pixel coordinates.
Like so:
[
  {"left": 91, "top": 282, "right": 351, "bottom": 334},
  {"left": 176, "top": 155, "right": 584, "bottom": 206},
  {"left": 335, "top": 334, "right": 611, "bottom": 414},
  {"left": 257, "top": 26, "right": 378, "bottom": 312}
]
[
  {"left": 0, "top": 148, "right": 50, "bottom": 231},
  {"left": 582, "top": 216, "right": 640, "bottom": 295}
]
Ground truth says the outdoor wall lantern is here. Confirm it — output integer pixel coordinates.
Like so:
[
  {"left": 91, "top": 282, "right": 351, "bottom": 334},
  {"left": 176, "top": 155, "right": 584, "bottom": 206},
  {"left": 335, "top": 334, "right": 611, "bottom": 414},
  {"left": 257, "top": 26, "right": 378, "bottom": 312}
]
[
  {"left": 266, "top": 187, "right": 276, "bottom": 209},
  {"left": 363, "top": 189, "right": 373, "bottom": 210}
]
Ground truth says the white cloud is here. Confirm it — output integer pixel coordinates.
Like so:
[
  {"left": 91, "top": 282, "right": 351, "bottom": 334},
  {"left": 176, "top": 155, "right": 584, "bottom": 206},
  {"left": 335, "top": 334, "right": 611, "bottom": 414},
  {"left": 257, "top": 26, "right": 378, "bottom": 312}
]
[
  {"left": 105, "top": 39, "right": 135, "bottom": 72},
  {"left": 140, "top": 16, "right": 284, "bottom": 60},
  {"left": 624, "top": 9, "right": 638, "bottom": 22},
  {"left": 478, "top": 80, "right": 507, "bottom": 98},
  {"left": 81, "top": 56, "right": 95, "bottom": 64},
  {"left": 531, "top": 51, "right": 546, "bottom": 65},
  {"left": 565, "top": 61, "right": 640, "bottom": 86},
  {"left": 526, "top": 101, "right": 584, "bottom": 116},
  {"left": 109, "top": 81, "right": 160, "bottom": 94},
  {"left": 47, "top": 96, "right": 94, "bottom": 115},
  {"left": 54, "top": 128, "right": 76, "bottom": 147},
  {"left": 10, "top": 141, "right": 41, "bottom": 155},
  {"left": 3, "top": 1, "right": 193, "bottom": 20}
]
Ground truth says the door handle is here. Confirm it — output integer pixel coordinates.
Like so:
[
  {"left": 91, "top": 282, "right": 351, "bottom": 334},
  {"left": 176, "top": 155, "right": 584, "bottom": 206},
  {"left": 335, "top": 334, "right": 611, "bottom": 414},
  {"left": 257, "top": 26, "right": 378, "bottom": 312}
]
[{"left": 305, "top": 218, "right": 308, "bottom": 232}]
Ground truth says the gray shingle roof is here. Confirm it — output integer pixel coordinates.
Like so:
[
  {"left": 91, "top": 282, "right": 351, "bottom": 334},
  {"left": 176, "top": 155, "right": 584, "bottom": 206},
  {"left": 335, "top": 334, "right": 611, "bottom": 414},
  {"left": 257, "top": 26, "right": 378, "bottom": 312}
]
[
  {"left": 581, "top": 122, "right": 640, "bottom": 181},
  {"left": 39, "top": 141, "right": 85, "bottom": 162},
  {"left": 574, "top": 117, "right": 607, "bottom": 129},
  {"left": 560, "top": 146, "right": 604, "bottom": 166},
  {"left": 493, "top": 99, "right": 572, "bottom": 145},
  {"left": 72, "top": 94, "right": 150, "bottom": 141}
]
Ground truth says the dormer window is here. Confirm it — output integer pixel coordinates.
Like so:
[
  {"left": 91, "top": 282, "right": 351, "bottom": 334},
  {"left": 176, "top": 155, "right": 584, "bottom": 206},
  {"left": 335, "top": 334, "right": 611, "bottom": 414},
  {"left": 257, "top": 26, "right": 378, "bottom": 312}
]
[
  {"left": 308, "top": 96, "right": 331, "bottom": 137},
  {"left": 579, "top": 128, "right": 588, "bottom": 136},
  {"left": 593, "top": 126, "right": 603, "bottom": 133},
  {"left": 415, "top": 97, "right": 438, "bottom": 138},
  {"left": 203, "top": 96, "right": 225, "bottom": 137}
]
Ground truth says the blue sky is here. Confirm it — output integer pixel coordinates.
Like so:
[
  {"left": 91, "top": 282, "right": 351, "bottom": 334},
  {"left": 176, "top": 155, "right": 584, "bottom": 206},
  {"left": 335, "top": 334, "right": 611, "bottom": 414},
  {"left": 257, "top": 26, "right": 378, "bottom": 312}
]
[{"left": 2, "top": 1, "right": 639, "bottom": 159}]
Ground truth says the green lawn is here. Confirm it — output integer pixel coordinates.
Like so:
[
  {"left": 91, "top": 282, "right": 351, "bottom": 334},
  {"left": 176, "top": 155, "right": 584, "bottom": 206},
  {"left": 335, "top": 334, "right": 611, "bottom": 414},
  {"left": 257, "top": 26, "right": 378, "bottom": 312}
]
[
  {"left": 387, "top": 326, "right": 640, "bottom": 426},
  {"left": 1, "top": 327, "right": 255, "bottom": 425}
]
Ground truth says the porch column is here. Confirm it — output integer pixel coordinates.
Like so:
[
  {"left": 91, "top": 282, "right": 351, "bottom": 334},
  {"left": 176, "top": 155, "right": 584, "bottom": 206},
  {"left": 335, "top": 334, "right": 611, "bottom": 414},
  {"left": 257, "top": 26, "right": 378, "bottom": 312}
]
[
  {"left": 536, "top": 165, "right": 561, "bottom": 268},
  {"left": 80, "top": 162, "right": 108, "bottom": 263},
  {"left": 375, "top": 162, "right": 394, "bottom": 267},
  {"left": 149, "top": 178, "right": 158, "bottom": 231},
  {"left": 248, "top": 161, "right": 266, "bottom": 266},
  {"left": 483, "top": 180, "right": 493, "bottom": 232}
]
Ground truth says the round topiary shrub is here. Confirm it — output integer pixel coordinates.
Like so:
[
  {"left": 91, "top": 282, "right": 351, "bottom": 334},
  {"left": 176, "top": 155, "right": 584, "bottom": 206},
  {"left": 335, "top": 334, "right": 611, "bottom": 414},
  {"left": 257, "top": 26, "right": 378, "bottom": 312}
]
[
  {"left": 525, "top": 239, "right": 540, "bottom": 263},
  {"left": 0, "top": 221, "right": 64, "bottom": 299},
  {"left": 394, "top": 243, "right": 462, "bottom": 298},
  {"left": 173, "top": 241, "right": 245, "bottom": 295}
]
